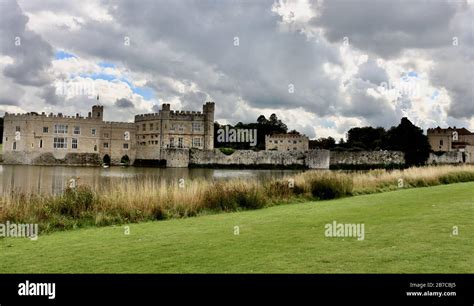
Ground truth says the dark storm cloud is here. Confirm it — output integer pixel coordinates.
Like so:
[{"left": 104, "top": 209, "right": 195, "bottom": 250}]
[
  {"left": 0, "top": 0, "right": 53, "bottom": 86},
  {"left": 2, "top": 0, "right": 473, "bottom": 128},
  {"left": 311, "top": 0, "right": 474, "bottom": 119},
  {"left": 311, "top": 0, "right": 460, "bottom": 58},
  {"left": 355, "top": 59, "right": 388, "bottom": 85},
  {"left": 115, "top": 98, "right": 134, "bottom": 108},
  {"left": 39, "top": 85, "right": 63, "bottom": 105},
  {"left": 28, "top": 0, "right": 345, "bottom": 121}
]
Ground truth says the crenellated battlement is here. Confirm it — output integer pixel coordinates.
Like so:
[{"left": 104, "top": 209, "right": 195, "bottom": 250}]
[
  {"left": 4, "top": 105, "right": 106, "bottom": 121},
  {"left": 135, "top": 108, "right": 206, "bottom": 122},
  {"left": 3, "top": 112, "right": 100, "bottom": 121}
]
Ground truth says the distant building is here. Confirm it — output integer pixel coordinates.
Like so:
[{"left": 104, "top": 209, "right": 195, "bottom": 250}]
[
  {"left": 427, "top": 127, "right": 474, "bottom": 152},
  {"left": 265, "top": 133, "right": 309, "bottom": 151},
  {"left": 427, "top": 126, "right": 474, "bottom": 163},
  {"left": 2, "top": 102, "right": 214, "bottom": 165}
]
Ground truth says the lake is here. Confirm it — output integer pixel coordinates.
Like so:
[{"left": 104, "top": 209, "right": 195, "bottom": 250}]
[{"left": 0, "top": 165, "right": 304, "bottom": 195}]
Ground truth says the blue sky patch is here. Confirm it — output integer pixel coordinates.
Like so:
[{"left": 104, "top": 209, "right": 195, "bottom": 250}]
[
  {"left": 55, "top": 50, "right": 76, "bottom": 60},
  {"left": 78, "top": 72, "right": 155, "bottom": 100},
  {"left": 98, "top": 61, "right": 116, "bottom": 69}
]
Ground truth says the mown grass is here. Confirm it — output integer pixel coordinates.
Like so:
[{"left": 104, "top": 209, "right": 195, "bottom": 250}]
[
  {"left": 1, "top": 165, "right": 474, "bottom": 233},
  {"left": 0, "top": 182, "right": 472, "bottom": 273}
]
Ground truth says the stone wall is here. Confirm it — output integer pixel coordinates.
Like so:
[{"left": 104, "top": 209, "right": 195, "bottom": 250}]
[
  {"left": 330, "top": 150, "right": 405, "bottom": 165},
  {"left": 189, "top": 149, "right": 330, "bottom": 169},
  {"left": 427, "top": 151, "right": 466, "bottom": 164},
  {"left": 162, "top": 148, "right": 190, "bottom": 167},
  {"left": 306, "top": 150, "right": 330, "bottom": 169},
  {"left": 2, "top": 151, "right": 101, "bottom": 166}
]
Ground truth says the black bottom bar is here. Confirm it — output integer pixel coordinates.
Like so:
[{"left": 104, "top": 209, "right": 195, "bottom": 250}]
[{"left": 0, "top": 274, "right": 471, "bottom": 305}]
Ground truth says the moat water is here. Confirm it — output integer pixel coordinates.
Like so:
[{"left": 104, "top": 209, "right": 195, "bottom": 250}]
[{"left": 0, "top": 165, "right": 304, "bottom": 195}]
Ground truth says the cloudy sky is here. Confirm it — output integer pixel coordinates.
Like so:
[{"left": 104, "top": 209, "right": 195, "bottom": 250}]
[{"left": 0, "top": 0, "right": 473, "bottom": 140}]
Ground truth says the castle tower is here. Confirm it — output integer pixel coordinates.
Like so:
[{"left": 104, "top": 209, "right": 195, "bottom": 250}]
[
  {"left": 91, "top": 105, "right": 104, "bottom": 121},
  {"left": 160, "top": 104, "right": 171, "bottom": 149},
  {"left": 203, "top": 102, "right": 215, "bottom": 150}
]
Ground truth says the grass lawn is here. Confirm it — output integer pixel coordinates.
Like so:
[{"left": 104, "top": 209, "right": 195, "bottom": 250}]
[{"left": 0, "top": 182, "right": 473, "bottom": 273}]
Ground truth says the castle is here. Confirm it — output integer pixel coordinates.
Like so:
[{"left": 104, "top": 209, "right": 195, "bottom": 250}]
[
  {"left": 427, "top": 126, "right": 474, "bottom": 163},
  {"left": 265, "top": 133, "right": 309, "bottom": 152},
  {"left": 1, "top": 102, "right": 215, "bottom": 166}
]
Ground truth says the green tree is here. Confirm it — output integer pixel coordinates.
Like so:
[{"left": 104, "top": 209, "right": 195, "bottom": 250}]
[{"left": 385, "top": 117, "right": 431, "bottom": 166}]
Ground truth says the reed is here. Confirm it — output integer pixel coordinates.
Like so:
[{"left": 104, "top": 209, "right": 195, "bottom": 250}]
[{"left": 1, "top": 165, "right": 473, "bottom": 233}]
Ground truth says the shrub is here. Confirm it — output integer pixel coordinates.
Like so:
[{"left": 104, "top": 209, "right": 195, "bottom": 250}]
[
  {"left": 50, "top": 186, "right": 95, "bottom": 218},
  {"left": 203, "top": 182, "right": 266, "bottom": 211},
  {"left": 309, "top": 174, "right": 352, "bottom": 200}
]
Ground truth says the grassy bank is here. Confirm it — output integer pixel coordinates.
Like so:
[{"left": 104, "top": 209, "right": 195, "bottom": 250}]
[
  {"left": 1, "top": 165, "right": 474, "bottom": 233},
  {"left": 0, "top": 182, "right": 472, "bottom": 273}
]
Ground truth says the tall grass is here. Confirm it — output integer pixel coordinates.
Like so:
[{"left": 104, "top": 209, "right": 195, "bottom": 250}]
[{"left": 1, "top": 165, "right": 474, "bottom": 233}]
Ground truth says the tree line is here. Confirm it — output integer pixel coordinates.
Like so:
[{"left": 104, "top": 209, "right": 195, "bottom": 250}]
[{"left": 216, "top": 115, "right": 431, "bottom": 166}]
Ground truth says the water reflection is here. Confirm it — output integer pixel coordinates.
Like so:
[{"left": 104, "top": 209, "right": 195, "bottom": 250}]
[{"left": 0, "top": 165, "right": 304, "bottom": 195}]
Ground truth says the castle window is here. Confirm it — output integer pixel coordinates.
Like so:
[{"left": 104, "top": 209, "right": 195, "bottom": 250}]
[
  {"left": 170, "top": 124, "right": 175, "bottom": 131},
  {"left": 13, "top": 142, "right": 16, "bottom": 150},
  {"left": 43, "top": 127, "right": 49, "bottom": 133},
  {"left": 142, "top": 124, "right": 146, "bottom": 131},
  {"left": 72, "top": 138, "right": 78, "bottom": 149},
  {"left": 91, "top": 128, "right": 96, "bottom": 136},
  {"left": 39, "top": 139, "right": 43, "bottom": 149},
  {"left": 97, "top": 112, "right": 101, "bottom": 117},
  {"left": 192, "top": 123, "right": 201, "bottom": 132},
  {"left": 15, "top": 126, "right": 20, "bottom": 132},
  {"left": 54, "top": 124, "right": 68, "bottom": 134},
  {"left": 94, "top": 145, "right": 97, "bottom": 151},
  {"left": 440, "top": 140, "right": 444, "bottom": 146},
  {"left": 74, "top": 126, "right": 81, "bottom": 135},
  {"left": 178, "top": 137, "right": 184, "bottom": 148},
  {"left": 150, "top": 123, "right": 153, "bottom": 130},
  {"left": 123, "top": 143, "right": 129, "bottom": 149},
  {"left": 103, "top": 143, "right": 109, "bottom": 148},
  {"left": 192, "top": 137, "right": 202, "bottom": 148},
  {"left": 169, "top": 137, "right": 175, "bottom": 148},
  {"left": 53, "top": 137, "right": 67, "bottom": 149},
  {"left": 178, "top": 125, "right": 184, "bottom": 132}
]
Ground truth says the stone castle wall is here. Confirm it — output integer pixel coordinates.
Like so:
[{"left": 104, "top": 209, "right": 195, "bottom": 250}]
[
  {"left": 162, "top": 148, "right": 190, "bottom": 167},
  {"left": 330, "top": 150, "right": 405, "bottom": 165},
  {"left": 189, "top": 149, "right": 330, "bottom": 169},
  {"left": 2, "top": 151, "right": 101, "bottom": 166},
  {"left": 427, "top": 150, "right": 473, "bottom": 164}
]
